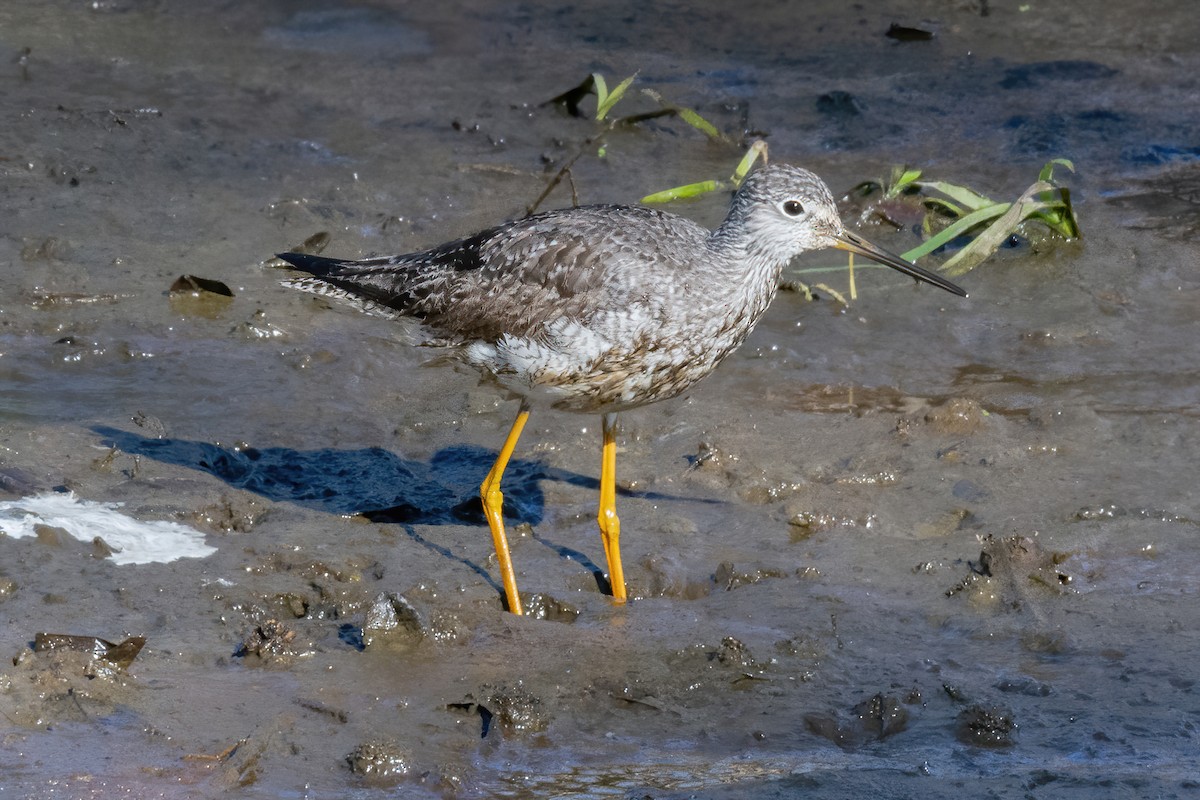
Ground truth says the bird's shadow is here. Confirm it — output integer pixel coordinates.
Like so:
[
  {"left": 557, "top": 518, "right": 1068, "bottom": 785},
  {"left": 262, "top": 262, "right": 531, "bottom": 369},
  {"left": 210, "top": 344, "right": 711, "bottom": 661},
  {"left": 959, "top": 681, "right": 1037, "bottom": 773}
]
[
  {"left": 93, "top": 425, "right": 557, "bottom": 526},
  {"left": 91, "top": 425, "right": 705, "bottom": 598}
]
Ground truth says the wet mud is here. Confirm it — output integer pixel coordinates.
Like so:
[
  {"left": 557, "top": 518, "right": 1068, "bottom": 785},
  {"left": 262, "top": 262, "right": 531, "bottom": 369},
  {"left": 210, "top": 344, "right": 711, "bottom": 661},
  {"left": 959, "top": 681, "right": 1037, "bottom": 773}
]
[{"left": 2, "top": 1, "right": 1199, "bottom": 797}]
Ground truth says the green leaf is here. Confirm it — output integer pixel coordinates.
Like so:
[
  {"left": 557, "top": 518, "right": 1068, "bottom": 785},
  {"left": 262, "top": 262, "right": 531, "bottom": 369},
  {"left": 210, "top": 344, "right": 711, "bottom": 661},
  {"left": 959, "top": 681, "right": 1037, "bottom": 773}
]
[
  {"left": 915, "top": 180, "right": 997, "bottom": 212},
  {"left": 895, "top": 167, "right": 923, "bottom": 186},
  {"left": 1031, "top": 205, "right": 1080, "bottom": 239},
  {"left": 592, "top": 73, "right": 608, "bottom": 110},
  {"left": 902, "top": 203, "right": 1010, "bottom": 262},
  {"left": 642, "top": 142, "right": 767, "bottom": 206},
  {"left": 885, "top": 167, "right": 923, "bottom": 198},
  {"left": 675, "top": 106, "right": 722, "bottom": 140},
  {"left": 639, "top": 88, "right": 728, "bottom": 142},
  {"left": 596, "top": 72, "right": 637, "bottom": 121},
  {"left": 1039, "top": 157, "right": 1074, "bottom": 183},
  {"left": 939, "top": 180, "right": 1057, "bottom": 275},
  {"left": 732, "top": 140, "right": 769, "bottom": 186},
  {"left": 922, "top": 196, "right": 968, "bottom": 218},
  {"left": 641, "top": 180, "right": 724, "bottom": 204}
]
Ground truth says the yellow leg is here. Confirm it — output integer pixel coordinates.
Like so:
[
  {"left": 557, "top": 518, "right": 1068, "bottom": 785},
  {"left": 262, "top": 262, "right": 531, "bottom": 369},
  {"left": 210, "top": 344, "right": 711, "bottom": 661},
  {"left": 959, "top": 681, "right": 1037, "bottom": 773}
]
[
  {"left": 481, "top": 403, "right": 530, "bottom": 615},
  {"left": 598, "top": 412, "right": 627, "bottom": 603}
]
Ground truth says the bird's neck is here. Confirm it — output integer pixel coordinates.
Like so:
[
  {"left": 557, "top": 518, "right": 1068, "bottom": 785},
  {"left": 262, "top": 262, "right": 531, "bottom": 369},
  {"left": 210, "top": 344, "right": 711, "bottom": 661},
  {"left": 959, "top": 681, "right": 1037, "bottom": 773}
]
[
  {"left": 705, "top": 217, "right": 792, "bottom": 331},
  {"left": 708, "top": 218, "right": 791, "bottom": 301}
]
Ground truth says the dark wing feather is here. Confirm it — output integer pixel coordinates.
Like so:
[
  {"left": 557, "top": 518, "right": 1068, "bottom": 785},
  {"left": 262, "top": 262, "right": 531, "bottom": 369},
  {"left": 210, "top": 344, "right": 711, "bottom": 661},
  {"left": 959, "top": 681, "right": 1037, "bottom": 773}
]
[{"left": 275, "top": 248, "right": 462, "bottom": 319}]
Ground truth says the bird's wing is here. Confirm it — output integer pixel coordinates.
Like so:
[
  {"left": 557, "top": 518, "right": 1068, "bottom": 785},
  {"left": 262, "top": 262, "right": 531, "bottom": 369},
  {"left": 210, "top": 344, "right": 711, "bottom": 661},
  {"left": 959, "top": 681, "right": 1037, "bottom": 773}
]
[
  {"left": 280, "top": 204, "right": 708, "bottom": 342},
  {"left": 428, "top": 205, "right": 707, "bottom": 341}
]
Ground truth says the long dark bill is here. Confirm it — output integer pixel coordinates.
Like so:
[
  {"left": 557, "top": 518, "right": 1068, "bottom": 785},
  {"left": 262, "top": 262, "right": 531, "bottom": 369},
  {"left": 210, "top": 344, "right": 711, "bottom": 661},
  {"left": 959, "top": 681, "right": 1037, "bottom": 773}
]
[{"left": 834, "top": 231, "right": 967, "bottom": 297}]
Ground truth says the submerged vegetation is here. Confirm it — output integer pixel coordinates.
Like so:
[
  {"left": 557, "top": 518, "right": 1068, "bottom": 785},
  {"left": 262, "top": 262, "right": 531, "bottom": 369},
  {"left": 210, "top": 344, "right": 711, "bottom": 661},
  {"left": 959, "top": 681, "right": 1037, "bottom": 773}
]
[{"left": 861, "top": 159, "right": 1080, "bottom": 277}]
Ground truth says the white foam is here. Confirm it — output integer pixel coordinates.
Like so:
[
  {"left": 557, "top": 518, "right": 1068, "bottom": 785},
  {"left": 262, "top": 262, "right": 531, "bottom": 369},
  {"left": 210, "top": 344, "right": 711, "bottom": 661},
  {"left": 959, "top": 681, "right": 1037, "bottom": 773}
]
[{"left": 0, "top": 492, "right": 216, "bottom": 565}]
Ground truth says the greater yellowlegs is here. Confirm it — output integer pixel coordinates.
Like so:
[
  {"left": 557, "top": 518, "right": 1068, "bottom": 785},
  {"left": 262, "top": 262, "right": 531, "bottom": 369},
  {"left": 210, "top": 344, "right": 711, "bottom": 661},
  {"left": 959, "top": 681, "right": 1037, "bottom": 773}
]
[{"left": 278, "top": 164, "right": 966, "bottom": 614}]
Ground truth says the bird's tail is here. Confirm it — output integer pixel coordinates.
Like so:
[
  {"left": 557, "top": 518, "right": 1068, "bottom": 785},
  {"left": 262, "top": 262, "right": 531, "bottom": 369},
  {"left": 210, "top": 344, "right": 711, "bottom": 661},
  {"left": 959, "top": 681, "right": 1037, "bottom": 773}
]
[
  {"left": 275, "top": 252, "right": 352, "bottom": 278},
  {"left": 276, "top": 251, "right": 422, "bottom": 322}
]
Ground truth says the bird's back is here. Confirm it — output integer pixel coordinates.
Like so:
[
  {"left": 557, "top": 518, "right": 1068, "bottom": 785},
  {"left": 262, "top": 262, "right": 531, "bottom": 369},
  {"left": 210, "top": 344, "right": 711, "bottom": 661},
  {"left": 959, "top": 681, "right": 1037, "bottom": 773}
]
[{"left": 280, "top": 203, "right": 712, "bottom": 344}]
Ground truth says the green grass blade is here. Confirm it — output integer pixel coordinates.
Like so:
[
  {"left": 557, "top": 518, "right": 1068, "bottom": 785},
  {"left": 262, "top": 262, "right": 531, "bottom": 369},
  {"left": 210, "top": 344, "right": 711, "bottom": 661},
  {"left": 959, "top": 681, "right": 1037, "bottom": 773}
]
[
  {"left": 1031, "top": 186, "right": 1081, "bottom": 238},
  {"left": 922, "top": 196, "right": 968, "bottom": 218},
  {"left": 596, "top": 72, "right": 638, "bottom": 121},
  {"left": 902, "top": 203, "right": 1010, "bottom": 262},
  {"left": 642, "top": 180, "right": 723, "bottom": 204},
  {"left": 732, "top": 141, "right": 769, "bottom": 185},
  {"left": 591, "top": 73, "right": 608, "bottom": 113},
  {"left": 675, "top": 106, "right": 723, "bottom": 140},
  {"left": 885, "top": 167, "right": 923, "bottom": 198},
  {"left": 644, "top": 142, "right": 767, "bottom": 206},
  {"left": 1039, "top": 157, "right": 1074, "bottom": 183},
  {"left": 916, "top": 180, "right": 996, "bottom": 212},
  {"left": 639, "top": 88, "right": 727, "bottom": 141},
  {"left": 939, "top": 181, "right": 1055, "bottom": 276}
]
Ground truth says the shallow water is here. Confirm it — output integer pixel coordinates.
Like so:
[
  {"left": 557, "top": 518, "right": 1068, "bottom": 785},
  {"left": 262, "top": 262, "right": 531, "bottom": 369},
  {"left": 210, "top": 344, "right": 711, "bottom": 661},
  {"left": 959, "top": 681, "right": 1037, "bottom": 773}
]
[{"left": 1, "top": 1, "right": 1199, "bottom": 797}]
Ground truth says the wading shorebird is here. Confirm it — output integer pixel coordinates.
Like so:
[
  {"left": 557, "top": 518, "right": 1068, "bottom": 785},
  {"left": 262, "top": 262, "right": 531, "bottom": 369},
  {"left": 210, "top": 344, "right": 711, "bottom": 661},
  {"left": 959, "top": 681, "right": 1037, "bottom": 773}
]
[{"left": 278, "top": 163, "right": 966, "bottom": 614}]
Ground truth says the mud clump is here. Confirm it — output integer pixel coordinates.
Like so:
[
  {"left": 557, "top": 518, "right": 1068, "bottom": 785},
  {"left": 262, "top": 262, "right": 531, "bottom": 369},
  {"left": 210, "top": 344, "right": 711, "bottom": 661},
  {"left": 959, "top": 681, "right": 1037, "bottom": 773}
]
[
  {"left": 346, "top": 738, "right": 413, "bottom": 787},
  {"left": 235, "top": 618, "right": 302, "bottom": 664},
  {"left": 924, "top": 397, "right": 988, "bottom": 435},
  {"left": 1, "top": 633, "right": 147, "bottom": 726},
  {"left": 713, "top": 561, "right": 790, "bottom": 591},
  {"left": 33, "top": 632, "right": 146, "bottom": 670},
  {"left": 446, "top": 681, "right": 550, "bottom": 740},
  {"left": 805, "top": 692, "right": 913, "bottom": 749},
  {"left": 955, "top": 704, "right": 1017, "bottom": 748},
  {"left": 272, "top": 592, "right": 310, "bottom": 619},
  {"left": 362, "top": 592, "right": 428, "bottom": 646},
  {"left": 641, "top": 553, "right": 711, "bottom": 600},
  {"left": 191, "top": 494, "right": 267, "bottom": 533},
  {"left": 483, "top": 682, "right": 549, "bottom": 735},
  {"left": 946, "top": 534, "right": 1074, "bottom": 611},
  {"left": 714, "top": 635, "right": 758, "bottom": 670},
  {"left": 245, "top": 553, "right": 374, "bottom": 620},
  {"left": 520, "top": 592, "right": 580, "bottom": 623}
]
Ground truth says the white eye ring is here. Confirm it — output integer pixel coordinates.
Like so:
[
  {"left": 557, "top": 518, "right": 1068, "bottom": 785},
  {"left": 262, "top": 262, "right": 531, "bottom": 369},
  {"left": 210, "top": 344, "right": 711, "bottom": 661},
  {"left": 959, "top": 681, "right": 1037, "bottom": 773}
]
[{"left": 781, "top": 200, "right": 804, "bottom": 216}]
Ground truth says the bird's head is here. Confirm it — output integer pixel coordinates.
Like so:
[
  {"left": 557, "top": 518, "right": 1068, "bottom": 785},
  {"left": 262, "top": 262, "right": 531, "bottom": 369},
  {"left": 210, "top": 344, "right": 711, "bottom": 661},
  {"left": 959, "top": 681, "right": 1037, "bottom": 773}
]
[{"left": 733, "top": 164, "right": 967, "bottom": 297}]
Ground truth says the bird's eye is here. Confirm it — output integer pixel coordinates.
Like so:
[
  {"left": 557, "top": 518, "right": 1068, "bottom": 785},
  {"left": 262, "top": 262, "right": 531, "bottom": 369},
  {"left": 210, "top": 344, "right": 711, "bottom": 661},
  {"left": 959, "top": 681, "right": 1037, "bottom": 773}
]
[{"left": 782, "top": 200, "right": 804, "bottom": 216}]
